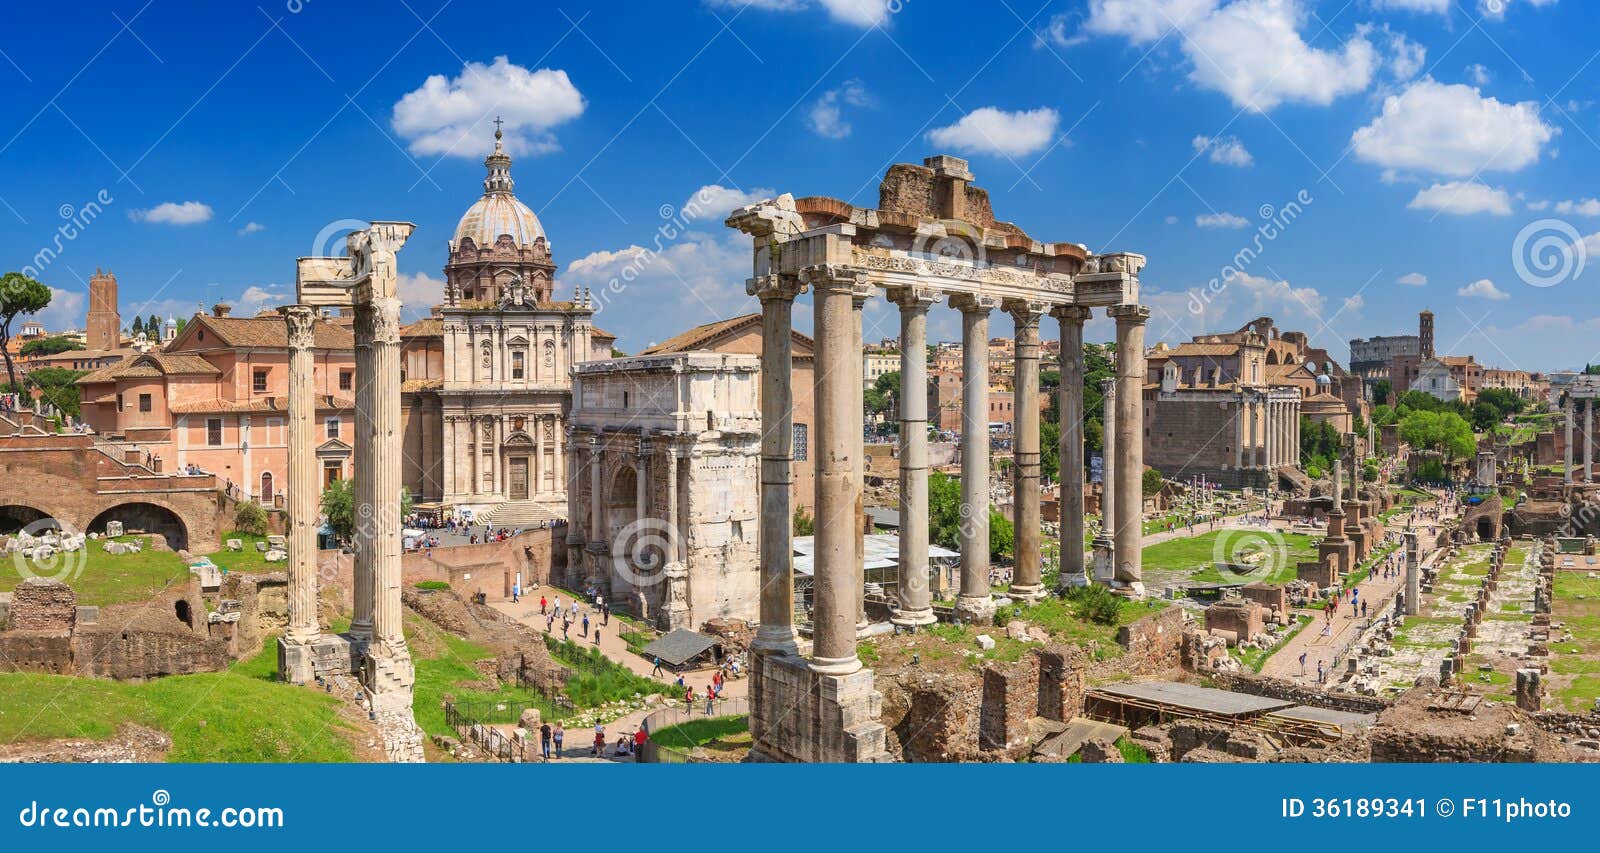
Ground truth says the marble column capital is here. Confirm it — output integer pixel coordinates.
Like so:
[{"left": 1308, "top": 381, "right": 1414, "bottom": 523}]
[
  {"left": 798, "top": 264, "right": 872, "bottom": 298},
  {"left": 1003, "top": 298, "right": 1049, "bottom": 329},
  {"left": 1050, "top": 304, "right": 1092, "bottom": 324},
  {"left": 885, "top": 285, "right": 941, "bottom": 311},
  {"left": 948, "top": 293, "right": 999, "bottom": 315},
  {"left": 1107, "top": 303, "right": 1151, "bottom": 325},
  {"left": 746, "top": 274, "right": 806, "bottom": 302},
  {"left": 279, "top": 304, "right": 318, "bottom": 349},
  {"left": 1100, "top": 376, "right": 1117, "bottom": 395}
]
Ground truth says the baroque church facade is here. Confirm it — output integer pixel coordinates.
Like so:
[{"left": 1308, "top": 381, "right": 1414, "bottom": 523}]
[{"left": 402, "top": 127, "right": 614, "bottom": 513}]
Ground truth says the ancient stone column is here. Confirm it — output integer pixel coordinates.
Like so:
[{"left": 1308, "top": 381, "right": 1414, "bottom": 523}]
[
  {"left": 349, "top": 304, "right": 375, "bottom": 644},
  {"left": 661, "top": 440, "right": 688, "bottom": 630},
  {"left": 890, "top": 286, "right": 938, "bottom": 627},
  {"left": 805, "top": 266, "right": 866, "bottom": 673},
  {"left": 1055, "top": 306, "right": 1090, "bottom": 589},
  {"left": 277, "top": 305, "right": 319, "bottom": 684},
  {"left": 748, "top": 275, "right": 803, "bottom": 652},
  {"left": 1586, "top": 399, "right": 1593, "bottom": 484},
  {"left": 951, "top": 294, "right": 997, "bottom": 624},
  {"left": 1007, "top": 300, "right": 1046, "bottom": 601},
  {"left": 587, "top": 435, "right": 607, "bottom": 592},
  {"left": 1565, "top": 396, "right": 1574, "bottom": 484},
  {"left": 1109, "top": 305, "right": 1150, "bottom": 595},
  {"left": 1403, "top": 532, "right": 1421, "bottom": 615},
  {"left": 357, "top": 287, "right": 406, "bottom": 655},
  {"left": 1234, "top": 395, "right": 1245, "bottom": 471},
  {"left": 851, "top": 288, "right": 869, "bottom": 633},
  {"left": 1263, "top": 399, "right": 1276, "bottom": 470},
  {"left": 1093, "top": 376, "right": 1116, "bottom": 583}
]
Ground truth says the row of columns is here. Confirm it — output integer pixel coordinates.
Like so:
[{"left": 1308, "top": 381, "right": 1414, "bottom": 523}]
[
  {"left": 749, "top": 266, "right": 1150, "bottom": 678},
  {"left": 1233, "top": 395, "right": 1301, "bottom": 470},
  {"left": 1563, "top": 396, "right": 1593, "bottom": 484}
]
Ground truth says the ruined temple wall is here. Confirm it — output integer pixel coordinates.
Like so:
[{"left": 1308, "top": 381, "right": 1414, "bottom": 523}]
[{"left": 1115, "top": 606, "right": 1185, "bottom": 672}]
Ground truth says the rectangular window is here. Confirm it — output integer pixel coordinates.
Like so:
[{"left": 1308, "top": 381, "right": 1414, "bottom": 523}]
[
  {"left": 138, "top": 393, "right": 152, "bottom": 413},
  {"left": 325, "top": 417, "right": 339, "bottom": 440},
  {"left": 116, "top": 393, "right": 124, "bottom": 412},
  {"left": 253, "top": 369, "right": 268, "bottom": 393},
  {"left": 339, "top": 370, "right": 353, "bottom": 391},
  {"left": 206, "top": 418, "right": 223, "bottom": 447},
  {"left": 512, "top": 351, "right": 525, "bottom": 380},
  {"left": 792, "top": 423, "right": 809, "bottom": 462}
]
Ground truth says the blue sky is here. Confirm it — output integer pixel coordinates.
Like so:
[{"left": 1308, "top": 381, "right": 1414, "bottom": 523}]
[{"left": 1, "top": 0, "right": 1597, "bottom": 372}]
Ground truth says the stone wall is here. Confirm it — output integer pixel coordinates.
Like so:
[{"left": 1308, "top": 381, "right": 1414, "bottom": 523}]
[
  {"left": 978, "top": 648, "right": 1087, "bottom": 757},
  {"left": 72, "top": 629, "right": 229, "bottom": 679},
  {"left": 9, "top": 578, "right": 75, "bottom": 632},
  {"left": 897, "top": 672, "right": 984, "bottom": 762},
  {"left": 1115, "top": 606, "right": 1184, "bottom": 670},
  {"left": 1209, "top": 672, "right": 1390, "bottom": 714},
  {"left": 315, "top": 529, "right": 556, "bottom": 607}
]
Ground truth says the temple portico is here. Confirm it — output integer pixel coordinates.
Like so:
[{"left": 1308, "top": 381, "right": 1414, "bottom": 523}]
[{"left": 728, "top": 155, "right": 1148, "bottom": 763}]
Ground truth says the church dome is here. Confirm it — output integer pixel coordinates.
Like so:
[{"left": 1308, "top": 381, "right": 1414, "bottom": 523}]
[
  {"left": 451, "top": 123, "right": 547, "bottom": 250},
  {"left": 453, "top": 193, "right": 545, "bottom": 249}
]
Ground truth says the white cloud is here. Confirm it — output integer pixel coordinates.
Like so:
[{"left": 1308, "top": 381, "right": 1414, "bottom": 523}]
[
  {"left": 398, "top": 272, "right": 445, "bottom": 321},
  {"left": 679, "top": 184, "right": 777, "bottom": 223},
  {"left": 817, "top": 0, "right": 890, "bottom": 26},
  {"left": 1351, "top": 79, "right": 1557, "bottom": 177},
  {"left": 1407, "top": 181, "right": 1513, "bottom": 216},
  {"left": 1480, "top": 0, "right": 1560, "bottom": 21},
  {"left": 1035, "top": 12, "right": 1087, "bottom": 48},
  {"left": 560, "top": 231, "right": 752, "bottom": 353},
  {"left": 808, "top": 79, "right": 869, "bottom": 139},
  {"left": 1526, "top": 199, "right": 1551, "bottom": 211},
  {"left": 1375, "top": 25, "right": 1426, "bottom": 80},
  {"left": 1196, "top": 211, "right": 1250, "bottom": 228},
  {"left": 1555, "top": 198, "right": 1600, "bottom": 216},
  {"left": 233, "top": 285, "right": 290, "bottom": 317},
  {"left": 1396, "top": 272, "right": 1428, "bottom": 286},
  {"left": 1145, "top": 271, "right": 1335, "bottom": 349},
  {"left": 32, "top": 287, "right": 86, "bottom": 333},
  {"left": 1371, "top": 0, "right": 1449, "bottom": 12},
  {"left": 1191, "top": 134, "right": 1253, "bottom": 166},
  {"left": 1164, "top": 215, "right": 1180, "bottom": 224},
  {"left": 392, "top": 56, "right": 585, "bottom": 158},
  {"left": 1083, "top": 0, "right": 1217, "bottom": 43},
  {"left": 1465, "top": 63, "right": 1491, "bottom": 86},
  {"left": 705, "top": 0, "right": 889, "bottom": 27},
  {"left": 130, "top": 201, "right": 213, "bottom": 225},
  {"left": 927, "top": 106, "right": 1059, "bottom": 157},
  {"left": 1342, "top": 293, "right": 1366, "bottom": 313},
  {"left": 1457, "top": 278, "right": 1508, "bottom": 300},
  {"left": 237, "top": 221, "right": 265, "bottom": 236}
]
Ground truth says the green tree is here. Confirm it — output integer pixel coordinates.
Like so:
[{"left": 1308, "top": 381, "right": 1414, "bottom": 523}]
[
  {"left": 233, "top": 500, "right": 270, "bottom": 536},
  {"left": 130, "top": 316, "right": 145, "bottom": 338},
  {"left": 320, "top": 479, "right": 413, "bottom": 541},
  {"left": 1398, "top": 409, "right": 1475, "bottom": 461},
  {"left": 1141, "top": 467, "right": 1163, "bottom": 496},
  {"left": 864, "top": 369, "right": 900, "bottom": 417},
  {"left": 928, "top": 471, "right": 1011, "bottom": 560},
  {"left": 19, "top": 335, "right": 78, "bottom": 357},
  {"left": 26, "top": 367, "right": 85, "bottom": 417},
  {"left": 1372, "top": 379, "right": 1392, "bottom": 406},
  {"left": 0, "top": 272, "right": 52, "bottom": 393},
  {"left": 793, "top": 505, "right": 814, "bottom": 537},
  {"left": 147, "top": 314, "right": 160, "bottom": 337}
]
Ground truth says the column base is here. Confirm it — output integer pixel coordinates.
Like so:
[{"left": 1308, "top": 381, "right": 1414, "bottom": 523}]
[
  {"left": 277, "top": 636, "right": 316, "bottom": 685},
  {"left": 348, "top": 620, "right": 374, "bottom": 644},
  {"left": 809, "top": 654, "right": 863, "bottom": 676},
  {"left": 1007, "top": 583, "right": 1046, "bottom": 602},
  {"left": 1110, "top": 580, "right": 1147, "bottom": 598},
  {"left": 751, "top": 625, "right": 801, "bottom": 655},
  {"left": 748, "top": 651, "right": 889, "bottom": 763},
  {"left": 361, "top": 644, "right": 424, "bottom": 763},
  {"left": 1056, "top": 572, "right": 1090, "bottom": 591},
  {"left": 953, "top": 594, "right": 995, "bottom": 625},
  {"left": 1091, "top": 537, "right": 1117, "bottom": 584},
  {"left": 890, "top": 606, "right": 937, "bottom": 628}
]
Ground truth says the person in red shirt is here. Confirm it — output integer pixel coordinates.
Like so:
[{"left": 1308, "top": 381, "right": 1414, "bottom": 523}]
[{"left": 633, "top": 727, "right": 647, "bottom": 763}]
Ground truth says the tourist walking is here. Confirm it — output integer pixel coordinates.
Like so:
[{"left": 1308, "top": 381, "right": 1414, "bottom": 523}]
[
  {"left": 651, "top": 656, "right": 663, "bottom": 677},
  {"left": 581, "top": 614, "right": 589, "bottom": 638},
  {"left": 540, "top": 722, "right": 552, "bottom": 760},
  {"left": 1298, "top": 651, "right": 1307, "bottom": 676},
  {"left": 634, "top": 726, "right": 647, "bottom": 762},
  {"left": 552, "top": 723, "right": 564, "bottom": 758},
  {"left": 592, "top": 723, "right": 605, "bottom": 757},
  {"left": 540, "top": 595, "right": 548, "bottom": 615}
]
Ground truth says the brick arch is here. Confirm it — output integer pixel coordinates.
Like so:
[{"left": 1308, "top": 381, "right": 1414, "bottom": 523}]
[
  {"left": 87, "top": 501, "right": 191, "bottom": 551},
  {"left": 0, "top": 503, "right": 61, "bottom": 534}
]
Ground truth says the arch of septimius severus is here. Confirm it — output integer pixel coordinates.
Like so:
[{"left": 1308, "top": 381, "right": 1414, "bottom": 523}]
[{"left": 728, "top": 155, "right": 1149, "bottom": 762}]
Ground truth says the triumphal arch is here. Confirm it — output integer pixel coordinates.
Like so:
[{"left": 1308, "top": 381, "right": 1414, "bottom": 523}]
[{"left": 729, "top": 155, "right": 1149, "bottom": 762}]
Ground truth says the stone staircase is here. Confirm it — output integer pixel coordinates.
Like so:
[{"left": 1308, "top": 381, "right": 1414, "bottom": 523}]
[{"left": 475, "top": 499, "right": 567, "bottom": 528}]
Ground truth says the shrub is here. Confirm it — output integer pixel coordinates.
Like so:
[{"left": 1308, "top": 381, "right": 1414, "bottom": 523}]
[
  {"left": 1064, "top": 584, "right": 1120, "bottom": 625},
  {"left": 414, "top": 580, "right": 450, "bottom": 591},
  {"left": 233, "top": 500, "right": 269, "bottom": 536}
]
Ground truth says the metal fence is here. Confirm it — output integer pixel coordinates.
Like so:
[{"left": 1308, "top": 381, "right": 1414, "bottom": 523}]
[{"left": 443, "top": 699, "right": 528, "bottom": 763}]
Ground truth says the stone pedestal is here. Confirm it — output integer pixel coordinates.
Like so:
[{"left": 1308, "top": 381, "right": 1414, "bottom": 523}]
[
  {"left": 747, "top": 650, "right": 887, "bottom": 763},
  {"left": 277, "top": 636, "right": 315, "bottom": 685}
]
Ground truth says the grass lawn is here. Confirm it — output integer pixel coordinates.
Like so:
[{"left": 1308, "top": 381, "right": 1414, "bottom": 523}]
[
  {"left": 0, "top": 636, "right": 361, "bottom": 761},
  {"left": 205, "top": 531, "right": 277, "bottom": 574},
  {"left": 408, "top": 614, "right": 560, "bottom": 737},
  {"left": 1142, "top": 530, "right": 1317, "bottom": 584},
  {"left": 992, "top": 595, "right": 1171, "bottom": 662},
  {"left": 543, "top": 637, "right": 685, "bottom": 708},
  {"left": 650, "top": 714, "right": 750, "bottom": 757},
  {"left": 0, "top": 535, "right": 191, "bottom": 606}
]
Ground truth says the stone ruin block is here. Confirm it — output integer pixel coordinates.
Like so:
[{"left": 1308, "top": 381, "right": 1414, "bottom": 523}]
[
  {"left": 1239, "top": 582, "right": 1288, "bottom": 617},
  {"left": 1205, "top": 599, "right": 1266, "bottom": 645},
  {"left": 1515, "top": 668, "right": 1543, "bottom": 712},
  {"left": 1297, "top": 558, "right": 1338, "bottom": 589},
  {"left": 9, "top": 578, "right": 76, "bottom": 632},
  {"left": 226, "top": 538, "right": 243, "bottom": 551},
  {"left": 105, "top": 520, "right": 124, "bottom": 537}
]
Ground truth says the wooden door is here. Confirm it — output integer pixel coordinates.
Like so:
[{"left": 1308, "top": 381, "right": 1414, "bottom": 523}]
[{"left": 509, "top": 457, "right": 529, "bottom": 500}]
